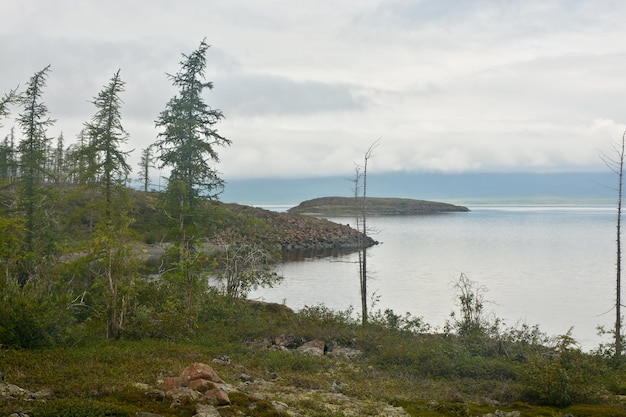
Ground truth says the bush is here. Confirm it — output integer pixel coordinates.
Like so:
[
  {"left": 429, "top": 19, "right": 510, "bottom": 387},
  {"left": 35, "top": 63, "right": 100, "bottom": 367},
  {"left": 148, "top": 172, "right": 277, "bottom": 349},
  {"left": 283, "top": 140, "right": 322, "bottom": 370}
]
[
  {"left": 520, "top": 331, "right": 605, "bottom": 406},
  {"left": 0, "top": 283, "right": 77, "bottom": 348}
]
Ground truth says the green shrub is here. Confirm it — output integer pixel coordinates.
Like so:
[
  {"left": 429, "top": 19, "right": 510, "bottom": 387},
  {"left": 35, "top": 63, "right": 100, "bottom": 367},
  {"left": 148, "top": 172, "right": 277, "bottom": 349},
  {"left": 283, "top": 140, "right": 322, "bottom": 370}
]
[
  {"left": 0, "top": 283, "right": 77, "bottom": 348},
  {"left": 520, "top": 332, "right": 605, "bottom": 406}
]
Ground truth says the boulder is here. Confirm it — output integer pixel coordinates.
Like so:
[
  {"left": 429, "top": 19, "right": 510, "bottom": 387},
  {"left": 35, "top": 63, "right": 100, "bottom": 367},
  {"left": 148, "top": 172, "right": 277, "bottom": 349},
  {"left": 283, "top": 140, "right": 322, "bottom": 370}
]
[
  {"left": 188, "top": 378, "right": 215, "bottom": 391},
  {"left": 327, "top": 346, "right": 362, "bottom": 360},
  {"left": 274, "top": 333, "right": 305, "bottom": 349},
  {"left": 180, "top": 363, "right": 223, "bottom": 384},
  {"left": 165, "top": 387, "right": 202, "bottom": 402},
  {"left": 204, "top": 387, "right": 231, "bottom": 406},
  {"left": 297, "top": 340, "right": 326, "bottom": 356},
  {"left": 161, "top": 376, "right": 184, "bottom": 391},
  {"left": 194, "top": 403, "right": 221, "bottom": 417}
]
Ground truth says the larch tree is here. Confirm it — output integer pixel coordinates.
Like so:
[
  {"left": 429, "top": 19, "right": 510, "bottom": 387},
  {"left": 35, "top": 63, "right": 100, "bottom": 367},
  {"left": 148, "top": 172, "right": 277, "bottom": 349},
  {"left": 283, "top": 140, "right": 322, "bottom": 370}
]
[
  {"left": 137, "top": 146, "right": 153, "bottom": 192},
  {"left": 0, "top": 88, "right": 18, "bottom": 124},
  {"left": 16, "top": 65, "right": 57, "bottom": 264},
  {"left": 82, "top": 69, "right": 135, "bottom": 340},
  {"left": 82, "top": 69, "right": 131, "bottom": 217},
  {"left": 154, "top": 39, "right": 231, "bottom": 330}
]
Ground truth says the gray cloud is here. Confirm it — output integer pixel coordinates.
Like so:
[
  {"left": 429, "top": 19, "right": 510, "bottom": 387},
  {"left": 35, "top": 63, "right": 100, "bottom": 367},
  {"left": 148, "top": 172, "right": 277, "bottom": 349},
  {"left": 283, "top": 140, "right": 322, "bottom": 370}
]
[
  {"left": 2, "top": 0, "right": 626, "bottom": 180},
  {"left": 213, "top": 73, "right": 365, "bottom": 116}
]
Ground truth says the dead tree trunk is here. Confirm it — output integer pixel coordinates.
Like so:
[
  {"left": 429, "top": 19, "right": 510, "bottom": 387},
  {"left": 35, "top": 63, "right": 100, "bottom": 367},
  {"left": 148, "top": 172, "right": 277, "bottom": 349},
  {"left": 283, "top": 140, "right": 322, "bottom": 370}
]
[
  {"left": 601, "top": 130, "right": 625, "bottom": 359},
  {"left": 355, "top": 139, "right": 379, "bottom": 325}
]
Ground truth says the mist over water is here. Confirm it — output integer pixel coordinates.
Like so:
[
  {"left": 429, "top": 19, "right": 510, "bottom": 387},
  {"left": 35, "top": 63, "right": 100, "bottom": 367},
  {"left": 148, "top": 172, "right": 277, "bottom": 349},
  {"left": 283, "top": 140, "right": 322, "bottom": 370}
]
[{"left": 250, "top": 204, "right": 618, "bottom": 351}]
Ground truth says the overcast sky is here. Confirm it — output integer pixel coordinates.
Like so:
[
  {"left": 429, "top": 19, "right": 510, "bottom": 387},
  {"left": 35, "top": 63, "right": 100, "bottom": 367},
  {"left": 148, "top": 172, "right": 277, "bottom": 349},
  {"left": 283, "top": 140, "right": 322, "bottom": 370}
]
[{"left": 2, "top": 0, "right": 626, "bottom": 180}]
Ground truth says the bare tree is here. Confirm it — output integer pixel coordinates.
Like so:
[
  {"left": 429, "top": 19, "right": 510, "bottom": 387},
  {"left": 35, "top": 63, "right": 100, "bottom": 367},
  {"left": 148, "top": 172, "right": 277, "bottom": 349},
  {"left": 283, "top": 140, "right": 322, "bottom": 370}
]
[
  {"left": 601, "top": 130, "right": 625, "bottom": 359},
  {"left": 354, "top": 139, "right": 380, "bottom": 324}
]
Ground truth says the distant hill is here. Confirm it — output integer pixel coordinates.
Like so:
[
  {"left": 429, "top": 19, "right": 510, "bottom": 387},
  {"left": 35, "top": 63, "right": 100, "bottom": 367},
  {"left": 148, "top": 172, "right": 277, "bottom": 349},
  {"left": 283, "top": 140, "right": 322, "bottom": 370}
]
[{"left": 287, "top": 196, "right": 469, "bottom": 216}]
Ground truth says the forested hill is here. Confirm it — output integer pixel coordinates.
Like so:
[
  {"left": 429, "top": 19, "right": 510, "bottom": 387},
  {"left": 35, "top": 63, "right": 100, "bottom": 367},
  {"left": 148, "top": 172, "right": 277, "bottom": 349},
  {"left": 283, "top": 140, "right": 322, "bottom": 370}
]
[{"left": 287, "top": 196, "right": 469, "bottom": 216}]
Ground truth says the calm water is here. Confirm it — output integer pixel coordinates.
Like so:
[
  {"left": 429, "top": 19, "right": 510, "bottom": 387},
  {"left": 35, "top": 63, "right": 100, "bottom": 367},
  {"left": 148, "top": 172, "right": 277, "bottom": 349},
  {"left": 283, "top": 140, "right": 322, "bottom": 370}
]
[{"left": 250, "top": 205, "right": 618, "bottom": 350}]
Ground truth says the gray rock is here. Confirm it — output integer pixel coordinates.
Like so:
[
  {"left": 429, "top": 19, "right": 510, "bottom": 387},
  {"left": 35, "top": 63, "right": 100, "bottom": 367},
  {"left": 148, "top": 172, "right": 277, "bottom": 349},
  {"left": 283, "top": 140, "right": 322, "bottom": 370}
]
[
  {"left": 297, "top": 340, "right": 326, "bottom": 356},
  {"left": 194, "top": 403, "right": 221, "bottom": 417},
  {"left": 327, "top": 346, "right": 362, "bottom": 360}
]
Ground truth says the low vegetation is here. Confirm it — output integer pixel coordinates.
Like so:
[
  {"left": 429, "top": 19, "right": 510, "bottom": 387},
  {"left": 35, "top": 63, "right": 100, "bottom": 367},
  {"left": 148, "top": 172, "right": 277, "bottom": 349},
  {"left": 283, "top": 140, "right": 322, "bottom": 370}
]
[{"left": 2, "top": 267, "right": 626, "bottom": 416}]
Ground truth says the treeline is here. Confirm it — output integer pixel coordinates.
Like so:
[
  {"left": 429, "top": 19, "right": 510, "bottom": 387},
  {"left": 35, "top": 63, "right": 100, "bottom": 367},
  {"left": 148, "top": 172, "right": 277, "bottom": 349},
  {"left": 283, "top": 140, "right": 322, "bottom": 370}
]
[{"left": 0, "top": 40, "right": 279, "bottom": 346}]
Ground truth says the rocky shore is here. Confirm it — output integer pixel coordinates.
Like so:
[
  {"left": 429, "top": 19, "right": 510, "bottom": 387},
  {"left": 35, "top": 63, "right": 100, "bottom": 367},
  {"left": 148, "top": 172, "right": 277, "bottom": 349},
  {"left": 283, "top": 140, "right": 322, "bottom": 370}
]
[{"left": 217, "top": 203, "right": 378, "bottom": 258}]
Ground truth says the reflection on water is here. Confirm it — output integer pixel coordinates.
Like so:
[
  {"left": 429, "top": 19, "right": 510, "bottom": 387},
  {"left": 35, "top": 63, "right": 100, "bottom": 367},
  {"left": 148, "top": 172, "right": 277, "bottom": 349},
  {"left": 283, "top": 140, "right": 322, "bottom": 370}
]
[{"left": 282, "top": 246, "right": 360, "bottom": 262}]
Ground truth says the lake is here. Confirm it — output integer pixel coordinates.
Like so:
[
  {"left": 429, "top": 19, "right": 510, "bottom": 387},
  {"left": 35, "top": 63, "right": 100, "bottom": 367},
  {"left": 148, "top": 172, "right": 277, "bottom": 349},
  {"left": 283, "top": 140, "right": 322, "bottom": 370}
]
[{"left": 249, "top": 205, "right": 618, "bottom": 351}]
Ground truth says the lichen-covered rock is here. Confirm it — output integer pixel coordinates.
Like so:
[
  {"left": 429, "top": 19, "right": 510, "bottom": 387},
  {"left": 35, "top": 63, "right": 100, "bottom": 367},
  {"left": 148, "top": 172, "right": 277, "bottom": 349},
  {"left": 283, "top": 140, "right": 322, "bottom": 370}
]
[
  {"left": 297, "top": 340, "right": 326, "bottom": 356},
  {"left": 166, "top": 386, "right": 202, "bottom": 401},
  {"left": 327, "top": 346, "right": 362, "bottom": 360},
  {"left": 194, "top": 403, "right": 221, "bottom": 417}
]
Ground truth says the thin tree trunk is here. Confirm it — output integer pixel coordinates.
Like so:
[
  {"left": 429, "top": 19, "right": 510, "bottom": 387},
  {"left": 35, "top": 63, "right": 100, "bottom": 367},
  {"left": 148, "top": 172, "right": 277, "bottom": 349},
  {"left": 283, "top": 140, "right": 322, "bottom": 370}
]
[{"left": 616, "top": 132, "right": 624, "bottom": 358}]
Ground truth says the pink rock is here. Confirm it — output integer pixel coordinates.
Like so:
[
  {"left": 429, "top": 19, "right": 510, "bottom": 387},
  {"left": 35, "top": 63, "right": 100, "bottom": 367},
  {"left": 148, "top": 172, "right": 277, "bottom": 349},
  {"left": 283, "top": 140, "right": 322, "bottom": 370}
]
[
  {"left": 188, "top": 378, "right": 215, "bottom": 391},
  {"left": 162, "top": 376, "right": 184, "bottom": 391},
  {"left": 204, "top": 387, "right": 231, "bottom": 406},
  {"left": 180, "top": 363, "right": 223, "bottom": 384}
]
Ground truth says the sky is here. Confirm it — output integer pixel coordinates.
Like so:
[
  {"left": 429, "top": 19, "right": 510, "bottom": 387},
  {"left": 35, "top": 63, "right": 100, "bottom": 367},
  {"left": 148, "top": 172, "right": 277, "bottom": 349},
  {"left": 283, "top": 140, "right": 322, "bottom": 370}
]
[{"left": 2, "top": 0, "right": 626, "bottom": 181}]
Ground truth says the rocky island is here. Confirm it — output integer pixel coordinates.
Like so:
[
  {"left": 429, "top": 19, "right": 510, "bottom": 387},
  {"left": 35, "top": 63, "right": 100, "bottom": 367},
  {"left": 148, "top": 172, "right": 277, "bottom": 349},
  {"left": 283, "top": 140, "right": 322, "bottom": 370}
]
[{"left": 287, "top": 196, "right": 469, "bottom": 216}]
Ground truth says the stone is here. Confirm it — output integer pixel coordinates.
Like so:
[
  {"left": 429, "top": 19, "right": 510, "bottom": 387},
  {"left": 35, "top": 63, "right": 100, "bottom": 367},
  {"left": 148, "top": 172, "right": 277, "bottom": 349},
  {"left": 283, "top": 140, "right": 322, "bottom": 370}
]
[
  {"left": 327, "top": 346, "right": 362, "bottom": 360},
  {"left": 274, "top": 333, "right": 305, "bottom": 349},
  {"left": 188, "top": 378, "right": 214, "bottom": 391},
  {"left": 297, "top": 339, "right": 326, "bottom": 356},
  {"left": 165, "top": 387, "right": 202, "bottom": 402},
  {"left": 483, "top": 411, "right": 521, "bottom": 417},
  {"left": 0, "top": 382, "right": 27, "bottom": 399},
  {"left": 204, "top": 387, "right": 231, "bottom": 406},
  {"left": 237, "top": 372, "right": 253, "bottom": 382},
  {"left": 212, "top": 355, "right": 231, "bottom": 365},
  {"left": 162, "top": 376, "right": 184, "bottom": 391},
  {"left": 180, "top": 363, "right": 223, "bottom": 384},
  {"left": 194, "top": 403, "right": 221, "bottom": 417},
  {"left": 132, "top": 382, "right": 150, "bottom": 391},
  {"left": 30, "top": 388, "right": 53, "bottom": 400},
  {"left": 145, "top": 390, "right": 166, "bottom": 401}
]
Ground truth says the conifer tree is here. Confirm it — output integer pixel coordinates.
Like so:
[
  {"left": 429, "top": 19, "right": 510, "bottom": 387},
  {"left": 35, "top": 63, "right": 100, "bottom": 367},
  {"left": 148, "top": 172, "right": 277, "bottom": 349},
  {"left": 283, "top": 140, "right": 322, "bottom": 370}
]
[
  {"left": 154, "top": 39, "right": 231, "bottom": 330},
  {"left": 137, "top": 146, "right": 153, "bottom": 192},
  {"left": 16, "top": 65, "right": 56, "bottom": 257},
  {"left": 83, "top": 69, "right": 131, "bottom": 215},
  {"left": 81, "top": 69, "right": 135, "bottom": 339}
]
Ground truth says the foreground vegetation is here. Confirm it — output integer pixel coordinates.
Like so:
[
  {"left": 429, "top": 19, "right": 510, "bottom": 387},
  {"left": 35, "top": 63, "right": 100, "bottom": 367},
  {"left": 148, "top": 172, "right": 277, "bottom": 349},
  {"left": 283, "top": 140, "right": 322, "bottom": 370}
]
[{"left": 2, "top": 292, "right": 626, "bottom": 416}]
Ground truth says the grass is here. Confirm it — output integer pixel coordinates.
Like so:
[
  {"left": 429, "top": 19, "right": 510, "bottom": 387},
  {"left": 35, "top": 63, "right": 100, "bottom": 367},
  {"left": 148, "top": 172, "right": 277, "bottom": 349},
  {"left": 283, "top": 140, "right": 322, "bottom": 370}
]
[{"left": 2, "top": 299, "right": 626, "bottom": 417}]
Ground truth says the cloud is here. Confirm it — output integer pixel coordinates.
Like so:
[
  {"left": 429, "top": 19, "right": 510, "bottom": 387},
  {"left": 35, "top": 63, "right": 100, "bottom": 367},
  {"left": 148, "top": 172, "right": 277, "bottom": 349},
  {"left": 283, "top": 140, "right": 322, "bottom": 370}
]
[
  {"left": 213, "top": 73, "right": 365, "bottom": 117},
  {"left": 2, "top": 0, "right": 626, "bottom": 180}
]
